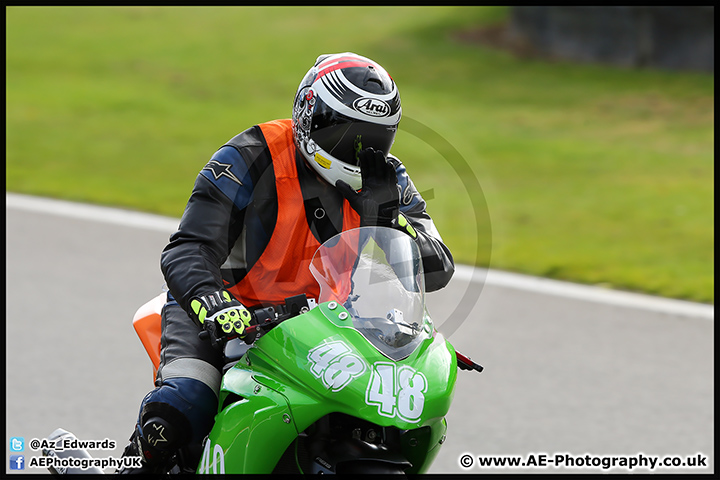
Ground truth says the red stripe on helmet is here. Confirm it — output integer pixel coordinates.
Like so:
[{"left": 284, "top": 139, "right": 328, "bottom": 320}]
[
  {"left": 317, "top": 55, "right": 367, "bottom": 69},
  {"left": 316, "top": 59, "right": 375, "bottom": 81}
]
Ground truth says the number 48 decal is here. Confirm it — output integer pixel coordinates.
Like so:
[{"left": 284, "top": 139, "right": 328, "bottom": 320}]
[
  {"left": 366, "top": 362, "right": 427, "bottom": 422},
  {"left": 307, "top": 341, "right": 429, "bottom": 422},
  {"left": 307, "top": 341, "right": 367, "bottom": 392}
]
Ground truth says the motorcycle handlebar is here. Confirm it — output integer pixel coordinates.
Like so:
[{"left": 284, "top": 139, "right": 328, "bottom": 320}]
[
  {"left": 199, "top": 295, "right": 308, "bottom": 345},
  {"left": 199, "top": 294, "right": 483, "bottom": 375}
]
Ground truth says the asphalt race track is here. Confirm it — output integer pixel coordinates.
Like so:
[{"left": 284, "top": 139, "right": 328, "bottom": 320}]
[{"left": 5, "top": 195, "right": 714, "bottom": 474}]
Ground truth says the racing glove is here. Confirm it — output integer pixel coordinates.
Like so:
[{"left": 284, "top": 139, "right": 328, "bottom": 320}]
[
  {"left": 336, "top": 147, "right": 400, "bottom": 228},
  {"left": 189, "top": 290, "right": 256, "bottom": 349}
]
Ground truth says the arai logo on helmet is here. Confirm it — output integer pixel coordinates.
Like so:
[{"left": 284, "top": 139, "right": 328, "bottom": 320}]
[{"left": 353, "top": 97, "right": 391, "bottom": 117}]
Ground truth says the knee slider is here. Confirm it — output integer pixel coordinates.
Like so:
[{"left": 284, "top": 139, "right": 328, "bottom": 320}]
[{"left": 140, "top": 402, "right": 191, "bottom": 452}]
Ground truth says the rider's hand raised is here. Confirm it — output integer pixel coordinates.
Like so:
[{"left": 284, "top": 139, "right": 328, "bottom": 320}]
[{"left": 336, "top": 147, "right": 400, "bottom": 228}]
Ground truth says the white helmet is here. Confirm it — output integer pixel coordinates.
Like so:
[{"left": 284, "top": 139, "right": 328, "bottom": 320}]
[{"left": 292, "top": 53, "right": 402, "bottom": 191}]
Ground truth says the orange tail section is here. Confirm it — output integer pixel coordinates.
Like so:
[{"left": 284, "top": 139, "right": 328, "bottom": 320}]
[{"left": 132, "top": 293, "right": 166, "bottom": 380}]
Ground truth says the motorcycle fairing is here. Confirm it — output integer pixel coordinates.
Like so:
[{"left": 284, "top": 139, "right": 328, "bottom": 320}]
[{"left": 207, "top": 299, "right": 458, "bottom": 474}]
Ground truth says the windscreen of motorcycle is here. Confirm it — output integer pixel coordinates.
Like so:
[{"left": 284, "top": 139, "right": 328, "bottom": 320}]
[{"left": 310, "top": 227, "right": 430, "bottom": 361}]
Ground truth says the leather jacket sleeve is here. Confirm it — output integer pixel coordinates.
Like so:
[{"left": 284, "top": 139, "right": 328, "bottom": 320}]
[
  {"left": 160, "top": 172, "right": 243, "bottom": 314},
  {"left": 160, "top": 136, "right": 257, "bottom": 314},
  {"left": 389, "top": 156, "right": 455, "bottom": 292}
]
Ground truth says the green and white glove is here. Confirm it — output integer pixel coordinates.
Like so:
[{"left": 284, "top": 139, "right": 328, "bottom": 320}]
[{"left": 190, "top": 290, "right": 255, "bottom": 348}]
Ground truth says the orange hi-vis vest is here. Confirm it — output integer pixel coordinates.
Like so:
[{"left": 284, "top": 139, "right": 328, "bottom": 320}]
[{"left": 226, "top": 119, "right": 361, "bottom": 307}]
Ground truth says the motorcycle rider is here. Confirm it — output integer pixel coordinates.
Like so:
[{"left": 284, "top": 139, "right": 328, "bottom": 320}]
[{"left": 119, "top": 52, "right": 455, "bottom": 473}]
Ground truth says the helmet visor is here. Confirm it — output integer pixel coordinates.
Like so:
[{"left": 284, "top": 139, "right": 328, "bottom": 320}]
[{"left": 310, "top": 119, "right": 397, "bottom": 167}]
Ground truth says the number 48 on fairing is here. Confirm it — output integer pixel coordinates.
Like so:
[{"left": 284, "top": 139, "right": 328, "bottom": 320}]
[
  {"left": 307, "top": 341, "right": 367, "bottom": 392},
  {"left": 366, "top": 363, "right": 427, "bottom": 422}
]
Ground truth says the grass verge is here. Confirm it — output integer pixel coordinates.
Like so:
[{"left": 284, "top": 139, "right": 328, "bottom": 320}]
[{"left": 6, "top": 6, "right": 714, "bottom": 303}]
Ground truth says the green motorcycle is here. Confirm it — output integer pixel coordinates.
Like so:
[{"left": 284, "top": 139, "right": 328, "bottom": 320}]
[{"left": 46, "top": 226, "right": 482, "bottom": 475}]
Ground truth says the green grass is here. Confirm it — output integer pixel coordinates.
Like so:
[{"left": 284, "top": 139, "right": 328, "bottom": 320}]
[{"left": 6, "top": 6, "right": 714, "bottom": 303}]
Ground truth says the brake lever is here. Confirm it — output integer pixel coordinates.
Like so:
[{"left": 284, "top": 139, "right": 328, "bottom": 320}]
[{"left": 456, "top": 351, "right": 484, "bottom": 373}]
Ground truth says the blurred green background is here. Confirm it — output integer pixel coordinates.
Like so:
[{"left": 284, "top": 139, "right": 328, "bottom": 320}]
[{"left": 6, "top": 6, "right": 714, "bottom": 303}]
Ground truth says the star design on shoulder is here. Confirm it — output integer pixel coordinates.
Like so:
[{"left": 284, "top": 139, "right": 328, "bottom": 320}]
[{"left": 203, "top": 160, "right": 243, "bottom": 186}]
